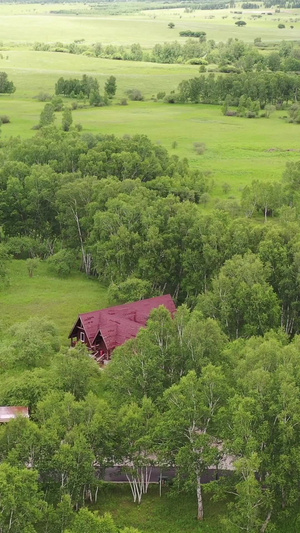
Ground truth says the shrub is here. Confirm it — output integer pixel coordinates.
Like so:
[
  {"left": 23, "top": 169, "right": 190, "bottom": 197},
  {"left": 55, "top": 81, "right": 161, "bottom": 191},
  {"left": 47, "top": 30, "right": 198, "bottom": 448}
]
[
  {"left": 0, "top": 115, "right": 10, "bottom": 124},
  {"left": 120, "top": 98, "right": 128, "bottom": 106},
  {"left": 26, "top": 257, "right": 40, "bottom": 278},
  {"left": 35, "top": 92, "right": 52, "bottom": 102},
  {"left": 126, "top": 89, "right": 144, "bottom": 101},
  {"left": 278, "top": 23, "right": 285, "bottom": 28},
  {"left": 199, "top": 192, "right": 211, "bottom": 204},
  {"left": 47, "top": 249, "right": 75, "bottom": 277},
  {"left": 194, "top": 142, "right": 206, "bottom": 155},
  {"left": 51, "top": 96, "right": 64, "bottom": 111}
]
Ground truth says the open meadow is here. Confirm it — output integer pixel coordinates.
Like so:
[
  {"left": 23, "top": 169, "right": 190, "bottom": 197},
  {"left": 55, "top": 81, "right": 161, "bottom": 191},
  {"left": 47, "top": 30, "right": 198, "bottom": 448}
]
[{"left": 0, "top": 3, "right": 300, "bottom": 196}]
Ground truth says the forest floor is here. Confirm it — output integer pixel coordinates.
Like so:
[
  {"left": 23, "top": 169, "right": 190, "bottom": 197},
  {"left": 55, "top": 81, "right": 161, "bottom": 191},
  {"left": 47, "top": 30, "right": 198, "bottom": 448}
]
[{"left": 91, "top": 483, "right": 299, "bottom": 533}]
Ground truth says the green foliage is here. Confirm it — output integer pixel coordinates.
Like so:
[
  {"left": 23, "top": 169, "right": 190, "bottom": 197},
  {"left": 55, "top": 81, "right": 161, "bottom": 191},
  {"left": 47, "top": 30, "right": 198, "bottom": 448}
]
[
  {"left": 47, "top": 249, "right": 75, "bottom": 277},
  {"left": 104, "top": 76, "right": 117, "bottom": 98},
  {"left": 108, "top": 278, "right": 152, "bottom": 304},
  {"left": 0, "top": 464, "right": 44, "bottom": 533},
  {"left": 62, "top": 107, "right": 73, "bottom": 132},
  {"left": 0, "top": 72, "right": 15, "bottom": 94},
  {"left": 55, "top": 74, "right": 99, "bottom": 99},
  {"left": 126, "top": 89, "right": 144, "bottom": 101},
  {"left": 26, "top": 257, "right": 40, "bottom": 277},
  {"left": 197, "top": 252, "right": 280, "bottom": 339},
  {"left": 0, "top": 244, "right": 10, "bottom": 289},
  {"left": 39, "top": 103, "right": 55, "bottom": 127}
]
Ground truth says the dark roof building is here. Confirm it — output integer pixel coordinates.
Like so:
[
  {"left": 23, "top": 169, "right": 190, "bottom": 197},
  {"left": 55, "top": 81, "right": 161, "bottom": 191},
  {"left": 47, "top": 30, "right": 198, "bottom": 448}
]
[{"left": 69, "top": 294, "right": 176, "bottom": 362}]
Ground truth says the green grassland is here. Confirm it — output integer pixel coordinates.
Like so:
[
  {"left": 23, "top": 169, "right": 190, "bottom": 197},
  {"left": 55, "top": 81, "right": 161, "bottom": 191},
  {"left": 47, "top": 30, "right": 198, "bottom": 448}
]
[
  {"left": 0, "top": 3, "right": 300, "bottom": 197},
  {"left": 0, "top": 3, "right": 299, "bottom": 44},
  {"left": 0, "top": 260, "right": 108, "bottom": 342}
]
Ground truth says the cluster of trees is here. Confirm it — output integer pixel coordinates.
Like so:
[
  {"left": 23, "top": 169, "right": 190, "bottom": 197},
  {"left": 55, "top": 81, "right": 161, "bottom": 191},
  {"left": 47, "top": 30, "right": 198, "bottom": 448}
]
[
  {"left": 173, "top": 71, "right": 300, "bottom": 107},
  {"left": 0, "top": 71, "right": 15, "bottom": 94},
  {"left": 54, "top": 74, "right": 116, "bottom": 106},
  {"left": 179, "top": 30, "right": 207, "bottom": 39},
  {"left": 0, "top": 322, "right": 143, "bottom": 532},
  {"left": 3, "top": 302, "right": 300, "bottom": 530}
]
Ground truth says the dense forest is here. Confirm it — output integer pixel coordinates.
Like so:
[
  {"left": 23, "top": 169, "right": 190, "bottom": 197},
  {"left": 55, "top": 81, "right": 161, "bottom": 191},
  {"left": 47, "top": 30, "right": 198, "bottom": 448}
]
[{"left": 1, "top": 124, "right": 300, "bottom": 531}]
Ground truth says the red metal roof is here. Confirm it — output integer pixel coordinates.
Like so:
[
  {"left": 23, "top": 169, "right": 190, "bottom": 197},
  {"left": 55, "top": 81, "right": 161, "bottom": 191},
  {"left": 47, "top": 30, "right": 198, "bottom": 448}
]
[
  {"left": 0, "top": 406, "right": 29, "bottom": 423},
  {"left": 73, "top": 295, "right": 176, "bottom": 352}
]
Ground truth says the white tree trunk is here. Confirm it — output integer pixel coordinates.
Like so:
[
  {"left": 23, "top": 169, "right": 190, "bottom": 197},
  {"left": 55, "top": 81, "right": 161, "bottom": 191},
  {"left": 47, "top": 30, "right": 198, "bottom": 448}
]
[{"left": 196, "top": 474, "right": 204, "bottom": 520}]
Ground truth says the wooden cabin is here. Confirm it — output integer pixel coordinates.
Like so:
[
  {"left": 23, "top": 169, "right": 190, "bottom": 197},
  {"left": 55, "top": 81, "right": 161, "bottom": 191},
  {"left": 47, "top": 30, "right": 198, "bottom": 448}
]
[
  {"left": 69, "top": 294, "right": 176, "bottom": 363},
  {"left": 0, "top": 406, "right": 29, "bottom": 424}
]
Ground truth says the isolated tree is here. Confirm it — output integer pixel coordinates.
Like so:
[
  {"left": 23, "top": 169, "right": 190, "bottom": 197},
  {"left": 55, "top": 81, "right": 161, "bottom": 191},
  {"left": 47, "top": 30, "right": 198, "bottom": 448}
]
[
  {"left": 104, "top": 75, "right": 117, "bottom": 98},
  {"left": 235, "top": 20, "right": 247, "bottom": 26},
  {"left": 62, "top": 107, "right": 73, "bottom": 132},
  {"left": 168, "top": 22, "right": 175, "bottom": 29},
  {"left": 39, "top": 103, "right": 55, "bottom": 127},
  {"left": 26, "top": 257, "right": 40, "bottom": 278}
]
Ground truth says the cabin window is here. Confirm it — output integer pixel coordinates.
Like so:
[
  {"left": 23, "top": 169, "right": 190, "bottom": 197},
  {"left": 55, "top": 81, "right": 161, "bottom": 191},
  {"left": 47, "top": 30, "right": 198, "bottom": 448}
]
[{"left": 80, "top": 331, "right": 85, "bottom": 342}]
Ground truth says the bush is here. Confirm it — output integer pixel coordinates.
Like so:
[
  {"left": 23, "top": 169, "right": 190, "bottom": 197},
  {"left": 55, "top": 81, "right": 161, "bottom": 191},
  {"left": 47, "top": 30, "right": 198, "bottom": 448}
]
[
  {"left": 126, "top": 89, "right": 144, "bottom": 101},
  {"left": 194, "top": 142, "right": 206, "bottom": 155},
  {"left": 199, "top": 192, "right": 211, "bottom": 204},
  {"left": 0, "top": 115, "right": 10, "bottom": 124},
  {"left": 51, "top": 96, "right": 64, "bottom": 111},
  {"left": 26, "top": 257, "right": 40, "bottom": 278},
  {"left": 5, "top": 237, "right": 49, "bottom": 259},
  {"left": 120, "top": 98, "right": 128, "bottom": 106},
  {"left": 35, "top": 92, "right": 52, "bottom": 102},
  {"left": 278, "top": 23, "right": 285, "bottom": 28},
  {"left": 47, "top": 249, "right": 75, "bottom": 277}
]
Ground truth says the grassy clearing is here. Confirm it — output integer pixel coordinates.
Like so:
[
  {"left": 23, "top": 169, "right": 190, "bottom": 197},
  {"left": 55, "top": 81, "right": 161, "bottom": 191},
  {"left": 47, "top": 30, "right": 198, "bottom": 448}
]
[
  {"left": 0, "top": 260, "right": 108, "bottom": 343},
  {"left": 93, "top": 484, "right": 226, "bottom": 533}
]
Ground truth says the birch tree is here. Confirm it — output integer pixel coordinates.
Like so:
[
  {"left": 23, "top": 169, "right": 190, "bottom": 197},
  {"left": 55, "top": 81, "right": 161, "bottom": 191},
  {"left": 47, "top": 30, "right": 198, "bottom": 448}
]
[{"left": 156, "top": 367, "right": 229, "bottom": 520}]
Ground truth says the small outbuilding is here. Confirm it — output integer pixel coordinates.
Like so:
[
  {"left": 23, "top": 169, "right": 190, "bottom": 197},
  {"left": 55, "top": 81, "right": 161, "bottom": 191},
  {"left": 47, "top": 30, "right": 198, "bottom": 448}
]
[
  {"left": 69, "top": 294, "right": 176, "bottom": 362},
  {"left": 0, "top": 406, "right": 29, "bottom": 424}
]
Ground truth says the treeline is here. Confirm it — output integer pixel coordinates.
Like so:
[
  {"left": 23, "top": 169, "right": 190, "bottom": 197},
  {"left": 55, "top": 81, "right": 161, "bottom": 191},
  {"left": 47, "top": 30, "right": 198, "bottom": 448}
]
[
  {"left": 32, "top": 37, "right": 300, "bottom": 72},
  {"left": 174, "top": 71, "right": 300, "bottom": 106}
]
